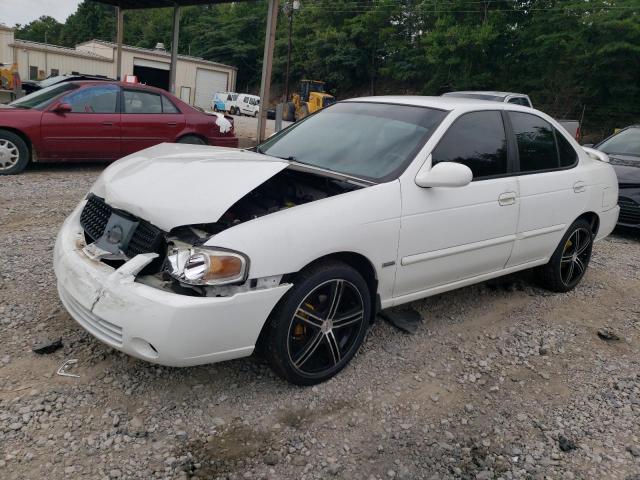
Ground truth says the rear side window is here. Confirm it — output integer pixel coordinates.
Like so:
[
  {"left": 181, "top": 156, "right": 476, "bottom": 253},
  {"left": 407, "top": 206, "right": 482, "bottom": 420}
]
[
  {"left": 161, "top": 95, "right": 179, "bottom": 113},
  {"left": 432, "top": 111, "right": 508, "bottom": 179},
  {"left": 510, "top": 112, "right": 578, "bottom": 171},
  {"left": 509, "top": 112, "right": 557, "bottom": 172},
  {"left": 123, "top": 90, "right": 162, "bottom": 114},
  {"left": 557, "top": 131, "right": 578, "bottom": 167}
]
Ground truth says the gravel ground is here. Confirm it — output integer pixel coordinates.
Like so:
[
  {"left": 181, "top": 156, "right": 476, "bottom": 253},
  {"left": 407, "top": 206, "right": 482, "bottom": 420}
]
[
  {"left": 1, "top": 165, "right": 639, "bottom": 480},
  {"left": 221, "top": 114, "right": 292, "bottom": 145}
]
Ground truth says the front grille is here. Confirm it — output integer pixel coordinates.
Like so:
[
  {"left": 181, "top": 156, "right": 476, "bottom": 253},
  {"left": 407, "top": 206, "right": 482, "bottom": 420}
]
[
  {"left": 59, "top": 284, "right": 123, "bottom": 346},
  {"left": 80, "top": 194, "right": 166, "bottom": 259},
  {"left": 618, "top": 196, "right": 640, "bottom": 226},
  {"left": 80, "top": 193, "right": 111, "bottom": 240}
]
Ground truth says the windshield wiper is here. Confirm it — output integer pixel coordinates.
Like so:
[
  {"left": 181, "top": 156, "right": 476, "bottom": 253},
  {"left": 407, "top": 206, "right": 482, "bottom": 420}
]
[{"left": 257, "top": 148, "right": 297, "bottom": 162}]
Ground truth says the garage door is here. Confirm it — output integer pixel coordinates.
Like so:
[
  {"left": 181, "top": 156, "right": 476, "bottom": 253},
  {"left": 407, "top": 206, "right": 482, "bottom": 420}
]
[{"left": 194, "top": 68, "right": 228, "bottom": 110}]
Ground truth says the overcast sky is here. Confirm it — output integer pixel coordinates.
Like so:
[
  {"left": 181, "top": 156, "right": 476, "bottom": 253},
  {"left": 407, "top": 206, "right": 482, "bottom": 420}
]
[{"left": 2, "top": 0, "right": 82, "bottom": 27}]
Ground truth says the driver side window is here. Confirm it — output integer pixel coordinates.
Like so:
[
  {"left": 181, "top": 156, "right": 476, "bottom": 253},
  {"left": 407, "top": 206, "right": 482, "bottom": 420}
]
[
  {"left": 432, "top": 111, "right": 508, "bottom": 180},
  {"left": 62, "top": 85, "right": 118, "bottom": 113}
]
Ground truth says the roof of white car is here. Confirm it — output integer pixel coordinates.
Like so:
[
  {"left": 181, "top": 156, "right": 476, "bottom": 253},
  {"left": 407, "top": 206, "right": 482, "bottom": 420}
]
[{"left": 347, "top": 95, "right": 517, "bottom": 111}]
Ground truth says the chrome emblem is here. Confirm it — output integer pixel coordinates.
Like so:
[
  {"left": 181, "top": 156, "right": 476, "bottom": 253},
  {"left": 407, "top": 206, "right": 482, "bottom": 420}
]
[{"left": 106, "top": 225, "right": 124, "bottom": 244}]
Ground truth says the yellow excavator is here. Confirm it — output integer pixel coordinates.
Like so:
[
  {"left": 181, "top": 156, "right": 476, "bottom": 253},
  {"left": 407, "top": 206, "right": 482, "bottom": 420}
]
[{"left": 284, "top": 80, "right": 335, "bottom": 121}]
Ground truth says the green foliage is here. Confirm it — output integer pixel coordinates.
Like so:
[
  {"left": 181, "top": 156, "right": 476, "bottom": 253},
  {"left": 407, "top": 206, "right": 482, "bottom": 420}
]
[
  {"left": 12, "top": 0, "right": 639, "bottom": 133},
  {"left": 15, "top": 16, "right": 64, "bottom": 44}
]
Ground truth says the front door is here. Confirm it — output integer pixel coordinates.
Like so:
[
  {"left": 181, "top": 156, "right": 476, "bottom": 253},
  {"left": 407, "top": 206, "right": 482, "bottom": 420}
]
[
  {"left": 120, "top": 88, "right": 186, "bottom": 156},
  {"left": 395, "top": 110, "right": 520, "bottom": 297},
  {"left": 40, "top": 84, "right": 121, "bottom": 161}
]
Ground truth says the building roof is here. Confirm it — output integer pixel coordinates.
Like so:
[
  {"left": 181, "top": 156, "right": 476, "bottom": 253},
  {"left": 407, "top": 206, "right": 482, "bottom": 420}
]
[
  {"left": 92, "top": 0, "right": 252, "bottom": 9},
  {"left": 9, "top": 39, "right": 113, "bottom": 62},
  {"left": 78, "top": 39, "right": 237, "bottom": 70}
]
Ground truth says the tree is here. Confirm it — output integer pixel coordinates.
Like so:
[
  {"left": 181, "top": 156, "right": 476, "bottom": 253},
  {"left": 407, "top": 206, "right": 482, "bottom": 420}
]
[{"left": 15, "top": 16, "right": 64, "bottom": 45}]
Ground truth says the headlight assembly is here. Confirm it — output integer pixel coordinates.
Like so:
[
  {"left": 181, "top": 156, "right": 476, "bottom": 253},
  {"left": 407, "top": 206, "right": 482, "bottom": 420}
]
[{"left": 166, "top": 246, "right": 248, "bottom": 286}]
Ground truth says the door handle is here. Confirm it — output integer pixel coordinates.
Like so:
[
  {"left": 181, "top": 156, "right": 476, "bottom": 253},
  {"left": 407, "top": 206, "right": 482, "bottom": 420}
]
[
  {"left": 101, "top": 121, "right": 114, "bottom": 126},
  {"left": 498, "top": 192, "right": 517, "bottom": 206},
  {"left": 573, "top": 181, "right": 586, "bottom": 193},
  {"left": 167, "top": 122, "right": 177, "bottom": 126}
]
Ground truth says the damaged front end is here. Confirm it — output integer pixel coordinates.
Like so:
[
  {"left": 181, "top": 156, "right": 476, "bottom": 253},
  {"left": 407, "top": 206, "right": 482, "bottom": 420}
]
[{"left": 79, "top": 166, "right": 366, "bottom": 298}]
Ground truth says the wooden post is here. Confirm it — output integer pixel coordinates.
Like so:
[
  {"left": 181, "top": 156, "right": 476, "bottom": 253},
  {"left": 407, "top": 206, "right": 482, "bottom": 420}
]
[
  {"left": 116, "top": 7, "right": 124, "bottom": 81},
  {"left": 257, "top": 0, "right": 279, "bottom": 143},
  {"left": 284, "top": 0, "right": 294, "bottom": 103},
  {"left": 169, "top": 4, "right": 181, "bottom": 94}
]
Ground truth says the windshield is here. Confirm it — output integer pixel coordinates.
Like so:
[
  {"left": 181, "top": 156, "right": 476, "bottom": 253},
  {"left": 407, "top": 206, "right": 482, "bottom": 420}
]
[
  {"left": 259, "top": 102, "right": 447, "bottom": 181},
  {"left": 597, "top": 127, "right": 640, "bottom": 157},
  {"left": 9, "top": 83, "right": 77, "bottom": 110}
]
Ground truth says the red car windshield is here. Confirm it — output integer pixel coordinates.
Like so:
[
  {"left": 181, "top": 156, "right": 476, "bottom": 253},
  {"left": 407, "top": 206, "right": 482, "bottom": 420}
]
[{"left": 10, "top": 83, "right": 78, "bottom": 110}]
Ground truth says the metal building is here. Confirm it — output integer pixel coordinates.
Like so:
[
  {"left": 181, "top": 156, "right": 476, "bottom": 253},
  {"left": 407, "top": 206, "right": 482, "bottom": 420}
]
[{"left": 0, "top": 25, "right": 237, "bottom": 109}]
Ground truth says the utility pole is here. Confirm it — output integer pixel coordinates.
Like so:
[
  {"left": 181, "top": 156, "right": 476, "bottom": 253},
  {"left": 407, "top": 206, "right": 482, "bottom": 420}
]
[
  {"left": 44, "top": 31, "right": 48, "bottom": 78},
  {"left": 116, "top": 7, "right": 124, "bottom": 81},
  {"left": 283, "top": 0, "right": 299, "bottom": 103},
  {"left": 169, "top": 3, "right": 181, "bottom": 94},
  {"left": 257, "top": 0, "right": 279, "bottom": 143}
]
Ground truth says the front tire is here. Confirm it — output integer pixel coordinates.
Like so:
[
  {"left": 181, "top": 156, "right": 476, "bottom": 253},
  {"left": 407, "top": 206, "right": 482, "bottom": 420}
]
[
  {"left": 536, "top": 219, "right": 593, "bottom": 292},
  {"left": 0, "top": 130, "right": 29, "bottom": 175},
  {"left": 263, "top": 261, "right": 371, "bottom": 385}
]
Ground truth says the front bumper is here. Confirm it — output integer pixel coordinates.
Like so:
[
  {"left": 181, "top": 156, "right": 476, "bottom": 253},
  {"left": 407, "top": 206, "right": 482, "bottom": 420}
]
[
  {"left": 53, "top": 203, "right": 290, "bottom": 367},
  {"left": 618, "top": 190, "right": 640, "bottom": 228},
  {"left": 208, "top": 136, "right": 239, "bottom": 148}
]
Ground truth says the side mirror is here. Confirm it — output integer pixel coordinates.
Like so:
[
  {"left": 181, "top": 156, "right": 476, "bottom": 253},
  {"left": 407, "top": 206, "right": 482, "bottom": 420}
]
[
  {"left": 581, "top": 143, "right": 594, "bottom": 148},
  {"left": 53, "top": 103, "right": 72, "bottom": 114},
  {"left": 415, "top": 158, "right": 473, "bottom": 188}
]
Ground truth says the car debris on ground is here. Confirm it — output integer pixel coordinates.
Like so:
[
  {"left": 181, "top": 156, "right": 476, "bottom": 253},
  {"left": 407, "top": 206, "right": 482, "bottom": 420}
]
[{"left": 31, "top": 337, "right": 63, "bottom": 354}]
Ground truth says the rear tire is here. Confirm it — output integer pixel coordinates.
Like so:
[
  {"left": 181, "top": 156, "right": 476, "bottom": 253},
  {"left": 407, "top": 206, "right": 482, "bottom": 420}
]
[
  {"left": 535, "top": 219, "right": 593, "bottom": 292},
  {"left": 0, "top": 130, "right": 29, "bottom": 175},
  {"left": 177, "top": 135, "right": 206, "bottom": 145},
  {"left": 283, "top": 102, "right": 296, "bottom": 122},
  {"left": 262, "top": 261, "right": 371, "bottom": 385}
]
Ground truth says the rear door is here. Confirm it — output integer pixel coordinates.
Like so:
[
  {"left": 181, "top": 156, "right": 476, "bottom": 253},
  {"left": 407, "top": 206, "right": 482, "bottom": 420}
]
[
  {"left": 40, "top": 84, "right": 121, "bottom": 160},
  {"left": 505, "top": 111, "right": 585, "bottom": 267},
  {"left": 120, "top": 88, "right": 186, "bottom": 156}
]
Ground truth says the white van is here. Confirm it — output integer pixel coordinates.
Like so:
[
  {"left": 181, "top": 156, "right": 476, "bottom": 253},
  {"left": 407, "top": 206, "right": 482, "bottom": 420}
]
[
  {"left": 212, "top": 92, "right": 239, "bottom": 114},
  {"left": 237, "top": 93, "right": 260, "bottom": 117}
]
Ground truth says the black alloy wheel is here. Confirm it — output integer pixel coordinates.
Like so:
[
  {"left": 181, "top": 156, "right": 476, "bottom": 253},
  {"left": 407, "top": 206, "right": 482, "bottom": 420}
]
[
  {"left": 262, "top": 261, "right": 370, "bottom": 385},
  {"left": 536, "top": 218, "right": 594, "bottom": 292}
]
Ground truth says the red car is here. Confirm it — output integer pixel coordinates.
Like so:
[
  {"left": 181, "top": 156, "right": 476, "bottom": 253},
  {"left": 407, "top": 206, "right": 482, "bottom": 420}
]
[{"left": 0, "top": 81, "right": 238, "bottom": 175}]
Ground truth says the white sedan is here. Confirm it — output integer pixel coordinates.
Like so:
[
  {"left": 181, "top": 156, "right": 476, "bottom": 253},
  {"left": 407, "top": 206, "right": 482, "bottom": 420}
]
[{"left": 54, "top": 96, "right": 619, "bottom": 385}]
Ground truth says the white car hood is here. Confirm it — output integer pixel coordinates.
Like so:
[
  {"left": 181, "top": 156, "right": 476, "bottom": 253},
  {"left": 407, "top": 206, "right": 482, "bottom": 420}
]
[{"left": 92, "top": 143, "right": 288, "bottom": 231}]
